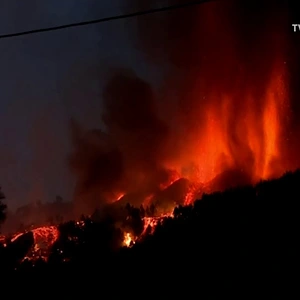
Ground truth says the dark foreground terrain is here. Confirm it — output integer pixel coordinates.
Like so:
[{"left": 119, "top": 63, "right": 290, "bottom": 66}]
[{"left": 0, "top": 170, "right": 299, "bottom": 290}]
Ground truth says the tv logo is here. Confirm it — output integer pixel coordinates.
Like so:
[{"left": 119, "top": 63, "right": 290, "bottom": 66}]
[{"left": 292, "top": 24, "right": 300, "bottom": 32}]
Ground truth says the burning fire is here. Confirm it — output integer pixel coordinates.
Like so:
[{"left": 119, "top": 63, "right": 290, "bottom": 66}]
[{"left": 123, "top": 232, "right": 134, "bottom": 247}]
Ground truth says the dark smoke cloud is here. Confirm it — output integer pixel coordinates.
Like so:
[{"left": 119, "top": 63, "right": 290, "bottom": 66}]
[
  {"left": 69, "top": 118, "right": 124, "bottom": 214},
  {"left": 69, "top": 0, "right": 298, "bottom": 215},
  {"left": 69, "top": 70, "right": 179, "bottom": 215}
]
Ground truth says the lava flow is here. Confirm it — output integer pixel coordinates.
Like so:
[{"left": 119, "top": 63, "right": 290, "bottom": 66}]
[
  {"left": 0, "top": 215, "right": 169, "bottom": 262},
  {"left": 0, "top": 225, "right": 59, "bottom": 262},
  {"left": 123, "top": 212, "right": 174, "bottom": 247}
]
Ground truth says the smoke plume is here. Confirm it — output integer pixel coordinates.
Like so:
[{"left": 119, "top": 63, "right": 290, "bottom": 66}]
[{"left": 69, "top": 69, "right": 178, "bottom": 214}]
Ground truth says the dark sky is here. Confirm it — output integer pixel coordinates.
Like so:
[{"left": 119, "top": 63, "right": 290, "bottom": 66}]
[{"left": 0, "top": 0, "right": 164, "bottom": 209}]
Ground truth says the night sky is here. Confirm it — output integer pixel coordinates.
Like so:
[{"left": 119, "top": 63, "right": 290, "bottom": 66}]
[{"left": 0, "top": 0, "right": 164, "bottom": 209}]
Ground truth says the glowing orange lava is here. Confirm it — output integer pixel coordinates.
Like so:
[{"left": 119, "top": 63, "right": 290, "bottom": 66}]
[{"left": 0, "top": 225, "right": 59, "bottom": 262}]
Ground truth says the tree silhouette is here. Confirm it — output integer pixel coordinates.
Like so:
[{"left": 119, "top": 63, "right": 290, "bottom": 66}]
[{"left": 0, "top": 186, "right": 7, "bottom": 227}]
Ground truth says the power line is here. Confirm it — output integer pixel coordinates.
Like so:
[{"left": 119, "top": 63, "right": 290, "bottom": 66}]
[{"left": 0, "top": 0, "right": 214, "bottom": 39}]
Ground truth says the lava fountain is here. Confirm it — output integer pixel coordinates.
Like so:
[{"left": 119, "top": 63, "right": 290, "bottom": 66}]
[{"left": 69, "top": 0, "right": 294, "bottom": 214}]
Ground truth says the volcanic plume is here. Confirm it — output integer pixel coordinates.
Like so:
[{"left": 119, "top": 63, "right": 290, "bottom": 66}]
[{"left": 69, "top": 0, "right": 297, "bottom": 216}]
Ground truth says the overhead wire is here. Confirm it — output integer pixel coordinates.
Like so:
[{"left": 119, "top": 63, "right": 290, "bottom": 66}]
[{"left": 0, "top": 0, "right": 214, "bottom": 39}]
